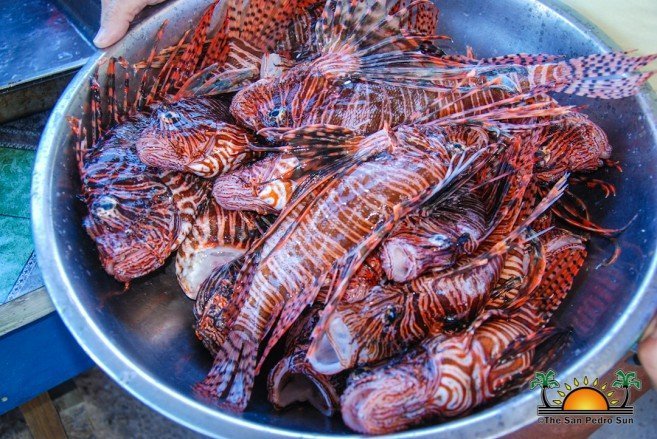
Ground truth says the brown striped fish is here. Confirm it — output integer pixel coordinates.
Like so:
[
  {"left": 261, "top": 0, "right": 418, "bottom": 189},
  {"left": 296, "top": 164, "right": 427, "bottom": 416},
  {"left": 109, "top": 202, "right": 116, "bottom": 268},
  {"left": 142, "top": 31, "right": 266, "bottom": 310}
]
[
  {"left": 134, "top": 0, "right": 326, "bottom": 177},
  {"left": 70, "top": 58, "right": 210, "bottom": 283},
  {"left": 380, "top": 189, "right": 487, "bottom": 283},
  {"left": 306, "top": 132, "right": 547, "bottom": 374},
  {"left": 231, "top": 0, "right": 655, "bottom": 138},
  {"left": 136, "top": 97, "right": 258, "bottom": 178}
]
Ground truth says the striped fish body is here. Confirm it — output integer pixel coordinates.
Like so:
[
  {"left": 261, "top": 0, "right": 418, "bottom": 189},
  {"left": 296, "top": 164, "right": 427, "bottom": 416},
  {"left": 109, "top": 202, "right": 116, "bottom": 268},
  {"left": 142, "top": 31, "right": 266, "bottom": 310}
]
[
  {"left": 136, "top": 97, "right": 258, "bottom": 178},
  {"left": 309, "top": 254, "right": 503, "bottom": 374},
  {"left": 380, "top": 190, "right": 487, "bottom": 283},
  {"left": 176, "top": 200, "right": 271, "bottom": 300},
  {"left": 308, "top": 136, "right": 561, "bottom": 374},
  {"left": 232, "top": 129, "right": 455, "bottom": 340},
  {"left": 212, "top": 154, "right": 304, "bottom": 214},
  {"left": 81, "top": 117, "right": 209, "bottom": 282},
  {"left": 195, "top": 126, "right": 469, "bottom": 410},
  {"left": 230, "top": 62, "right": 436, "bottom": 136}
]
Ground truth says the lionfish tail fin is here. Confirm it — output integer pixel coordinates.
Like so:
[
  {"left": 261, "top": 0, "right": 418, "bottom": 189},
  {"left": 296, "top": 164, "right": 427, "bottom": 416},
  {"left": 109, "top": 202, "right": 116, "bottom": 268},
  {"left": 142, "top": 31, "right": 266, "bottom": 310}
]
[
  {"left": 541, "top": 52, "right": 657, "bottom": 99},
  {"left": 194, "top": 331, "right": 258, "bottom": 412}
]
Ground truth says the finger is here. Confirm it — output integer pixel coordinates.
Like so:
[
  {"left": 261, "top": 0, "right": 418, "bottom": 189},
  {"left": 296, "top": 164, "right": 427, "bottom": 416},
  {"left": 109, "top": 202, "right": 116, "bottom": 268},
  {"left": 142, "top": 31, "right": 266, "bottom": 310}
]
[
  {"left": 638, "top": 316, "right": 657, "bottom": 387},
  {"left": 94, "top": 0, "right": 166, "bottom": 48}
]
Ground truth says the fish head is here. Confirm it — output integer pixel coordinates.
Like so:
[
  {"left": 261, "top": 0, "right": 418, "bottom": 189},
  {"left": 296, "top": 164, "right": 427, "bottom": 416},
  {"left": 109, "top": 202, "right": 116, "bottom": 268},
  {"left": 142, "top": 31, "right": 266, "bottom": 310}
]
[
  {"left": 341, "top": 351, "right": 439, "bottom": 434},
  {"left": 82, "top": 144, "right": 179, "bottom": 282},
  {"left": 307, "top": 285, "right": 403, "bottom": 374},
  {"left": 380, "top": 233, "right": 455, "bottom": 282},
  {"left": 231, "top": 64, "right": 318, "bottom": 134},
  {"left": 230, "top": 78, "right": 291, "bottom": 134},
  {"left": 136, "top": 97, "right": 235, "bottom": 174},
  {"left": 536, "top": 112, "right": 611, "bottom": 182}
]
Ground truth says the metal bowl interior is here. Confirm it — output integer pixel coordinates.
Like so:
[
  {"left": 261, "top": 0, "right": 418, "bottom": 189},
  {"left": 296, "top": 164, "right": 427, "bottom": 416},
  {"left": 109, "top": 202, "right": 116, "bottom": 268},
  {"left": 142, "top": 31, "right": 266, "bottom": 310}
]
[{"left": 32, "top": 0, "right": 657, "bottom": 437}]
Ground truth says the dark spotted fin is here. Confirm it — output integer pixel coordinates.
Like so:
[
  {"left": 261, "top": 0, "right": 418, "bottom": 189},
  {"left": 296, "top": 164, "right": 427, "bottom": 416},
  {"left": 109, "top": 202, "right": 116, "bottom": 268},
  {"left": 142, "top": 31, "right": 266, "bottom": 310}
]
[{"left": 491, "top": 326, "right": 571, "bottom": 396}]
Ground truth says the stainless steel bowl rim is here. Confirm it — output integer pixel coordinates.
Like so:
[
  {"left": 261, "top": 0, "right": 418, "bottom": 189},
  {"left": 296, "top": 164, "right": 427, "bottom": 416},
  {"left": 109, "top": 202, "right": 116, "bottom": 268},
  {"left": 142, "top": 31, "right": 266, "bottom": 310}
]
[{"left": 32, "top": 1, "right": 657, "bottom": 437}]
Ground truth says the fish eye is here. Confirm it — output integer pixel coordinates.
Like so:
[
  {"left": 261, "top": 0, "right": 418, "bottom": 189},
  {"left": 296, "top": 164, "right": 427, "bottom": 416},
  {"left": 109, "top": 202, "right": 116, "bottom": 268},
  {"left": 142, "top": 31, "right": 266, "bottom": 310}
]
[
  {"left": 93, "top": 196, "right": 117, "bottom": 217},
  {"left": 383, "top": 305, "right": 399, "bottom": 325},
  {"left": 419, "top": 41, "right": 445, "bottom": 57},
  {"left": 268, "top": 107, "right": 288, "bottom": 126},
  {"left": 160, "top": 110, "right": 181, "bottom": 125}
]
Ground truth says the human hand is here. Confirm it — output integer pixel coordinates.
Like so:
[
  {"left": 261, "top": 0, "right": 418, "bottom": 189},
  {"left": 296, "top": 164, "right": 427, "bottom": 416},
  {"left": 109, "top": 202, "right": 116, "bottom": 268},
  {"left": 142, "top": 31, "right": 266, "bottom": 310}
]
[
  {"left": 94, "top": 0, "right": 167, "bottom": 48},
  {"left": 638, "top": 315, "right": 657, "bottom": 387}
]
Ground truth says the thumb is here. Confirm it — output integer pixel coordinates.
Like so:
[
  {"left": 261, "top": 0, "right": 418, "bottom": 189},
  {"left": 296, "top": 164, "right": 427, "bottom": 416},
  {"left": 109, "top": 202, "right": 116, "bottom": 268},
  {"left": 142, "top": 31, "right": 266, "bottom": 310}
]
[
  {"left": 94, "top": 0, "right": 166, "bottom": 48},
  {"left": 638, "top": 316, "right": 657, "bottom": 388}
]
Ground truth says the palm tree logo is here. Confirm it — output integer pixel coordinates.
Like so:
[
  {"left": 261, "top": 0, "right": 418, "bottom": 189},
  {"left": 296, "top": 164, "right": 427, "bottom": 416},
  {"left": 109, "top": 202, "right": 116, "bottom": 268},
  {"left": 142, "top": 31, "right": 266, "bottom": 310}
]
[
  {"left": 533, "top": 369, "right": 640, "bottom": 416},
  {"left": 530, "top": 369, "right": 560, "bottom": 408},
  {"left": 612, "top": 369, "right": 642, "bottom": 408}
]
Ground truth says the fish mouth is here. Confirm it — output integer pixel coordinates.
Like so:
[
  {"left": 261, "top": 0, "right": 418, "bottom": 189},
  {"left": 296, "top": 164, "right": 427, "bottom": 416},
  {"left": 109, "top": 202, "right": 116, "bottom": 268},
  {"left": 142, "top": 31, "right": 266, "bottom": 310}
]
[
  {"left": 381, "top": 237, "right": 454, "bottom": 283},
  {"left": 380, "top": 238, "right": 419, "bottom": 282},
  {"left": 176, "top": 245, "right": 245, "bottom": 300},
  {"left": 268, "top": 353, "right": 340, "bottom": 417},
  {"left": 94, "top": 233, "right": 166, "bottom": 282},
  {"left": 307, "top": 315, "right": 355, "bottom": 375},
  {"left": 135, "top": 130, "right": 188, "bottom": 172}
]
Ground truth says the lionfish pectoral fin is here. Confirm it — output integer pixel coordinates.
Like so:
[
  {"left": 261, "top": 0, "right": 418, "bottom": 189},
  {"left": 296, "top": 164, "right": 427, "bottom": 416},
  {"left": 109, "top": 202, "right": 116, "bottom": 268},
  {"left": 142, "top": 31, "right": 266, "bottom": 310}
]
[
  {"left": 194, "top": 330, "right": 258, "bottom": 412},
  {"left": 493, "top": 326, "right": 573, "bottom": 395},
  {"left": 257, "top": 124, "right": 368, "bottom": 178},
  {"left": 389, "top": 0, "right": 440, "bottom": 37}
]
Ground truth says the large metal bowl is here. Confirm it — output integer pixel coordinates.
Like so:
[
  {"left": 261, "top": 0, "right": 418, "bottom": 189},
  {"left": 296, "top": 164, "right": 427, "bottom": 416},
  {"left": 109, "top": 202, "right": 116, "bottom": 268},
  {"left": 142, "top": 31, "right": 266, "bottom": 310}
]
[{"left": 32, "top": 0, "right": 657, "bottom": 437}]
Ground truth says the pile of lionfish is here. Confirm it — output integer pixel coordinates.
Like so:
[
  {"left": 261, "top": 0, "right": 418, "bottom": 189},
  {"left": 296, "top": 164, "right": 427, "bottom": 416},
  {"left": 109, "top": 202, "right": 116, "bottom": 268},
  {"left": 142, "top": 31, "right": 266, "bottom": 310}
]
[{"left": 68, "top": 0, "right": 656, "bottom": 434}]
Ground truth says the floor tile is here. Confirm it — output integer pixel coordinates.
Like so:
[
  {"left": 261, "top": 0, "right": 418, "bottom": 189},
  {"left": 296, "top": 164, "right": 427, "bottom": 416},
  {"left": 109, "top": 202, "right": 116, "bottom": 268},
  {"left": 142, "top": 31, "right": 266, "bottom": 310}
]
[
  {"left": 7, "top": 252, "right": 44, "bottom": 302},
  {"left": 0, "top": 216, "right": 33, "bottom": 304},
  {"left": 0, "top": 148, "right": 35, "bottom": 219}
]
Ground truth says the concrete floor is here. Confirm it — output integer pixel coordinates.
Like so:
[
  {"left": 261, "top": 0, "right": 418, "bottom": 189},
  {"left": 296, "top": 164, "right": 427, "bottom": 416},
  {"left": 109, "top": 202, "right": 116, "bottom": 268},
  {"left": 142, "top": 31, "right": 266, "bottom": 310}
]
[{"left": 1, "top": 368, "right": 657, "bottom": 438}]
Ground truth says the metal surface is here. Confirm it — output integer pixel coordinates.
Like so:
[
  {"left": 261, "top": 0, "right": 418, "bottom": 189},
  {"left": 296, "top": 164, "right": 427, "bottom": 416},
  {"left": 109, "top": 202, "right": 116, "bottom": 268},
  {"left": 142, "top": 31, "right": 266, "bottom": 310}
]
[
  {"left": 31, "top": 0, "right": 657, "bottom": 437},
  {"left": 0, "top": 0, "right": 99, "bottom": 122}
]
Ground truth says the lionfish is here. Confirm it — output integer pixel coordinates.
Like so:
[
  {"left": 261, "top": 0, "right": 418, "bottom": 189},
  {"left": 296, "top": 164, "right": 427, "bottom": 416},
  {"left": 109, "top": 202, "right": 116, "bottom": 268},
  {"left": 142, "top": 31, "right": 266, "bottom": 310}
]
[
  {"left": 69, "top": 54, "right": 210, "bottom": 283},
  {"left": 340, "top": 229, "right": 587, "bottom": 434}
]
